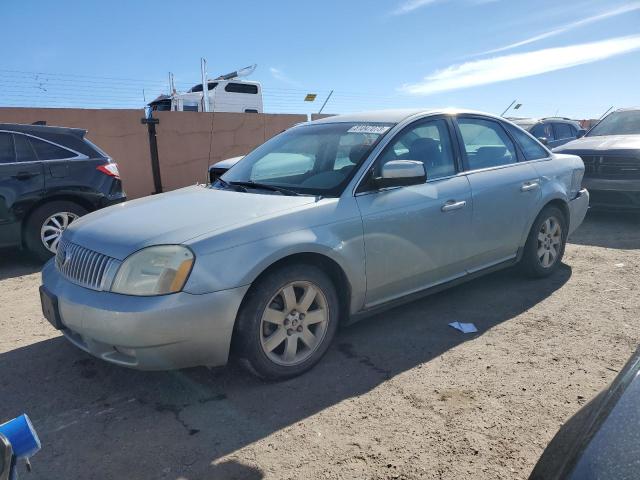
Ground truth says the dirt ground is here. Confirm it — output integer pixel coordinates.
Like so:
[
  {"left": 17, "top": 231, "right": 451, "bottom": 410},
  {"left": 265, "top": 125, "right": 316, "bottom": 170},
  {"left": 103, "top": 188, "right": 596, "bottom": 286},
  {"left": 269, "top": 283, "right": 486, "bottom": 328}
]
[{"left": 1, "top": 211, "right": 639, "bottom": 480}]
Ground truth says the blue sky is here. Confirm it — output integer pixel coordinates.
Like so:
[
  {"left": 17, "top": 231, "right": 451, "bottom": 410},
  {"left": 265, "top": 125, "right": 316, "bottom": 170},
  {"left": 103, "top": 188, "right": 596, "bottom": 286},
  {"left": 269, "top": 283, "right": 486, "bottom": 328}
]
[{"left": 1, "top": 0, "right": 639, "bottom": 119}]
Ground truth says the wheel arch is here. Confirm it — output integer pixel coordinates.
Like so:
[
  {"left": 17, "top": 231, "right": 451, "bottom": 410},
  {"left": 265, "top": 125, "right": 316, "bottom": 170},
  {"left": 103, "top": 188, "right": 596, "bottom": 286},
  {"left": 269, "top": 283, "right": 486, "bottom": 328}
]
[
  {"left": 229, "top": 251, "right": 353, "bottom": 358},
  {"left": 21, "top": 194, "right": 94, "bottom": 246},
  {"left": 521, "top": 196, "right": 570, "bottom": 249},
  {"left": 245, "top": 251, "right": 352, "bottom": 323}
]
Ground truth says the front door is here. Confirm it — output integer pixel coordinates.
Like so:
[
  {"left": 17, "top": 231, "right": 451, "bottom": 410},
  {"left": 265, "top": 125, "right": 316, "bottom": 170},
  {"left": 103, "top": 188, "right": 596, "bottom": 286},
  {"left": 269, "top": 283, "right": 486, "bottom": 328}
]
[
  {"left": 355, "top": 117, "right": 473, "bottom": 308},
  {"left": 0, "top": 132, "right": 44, "bottom": 247},
  {"left": 455, "top": 116, "right": 541, "bottom": 270}
]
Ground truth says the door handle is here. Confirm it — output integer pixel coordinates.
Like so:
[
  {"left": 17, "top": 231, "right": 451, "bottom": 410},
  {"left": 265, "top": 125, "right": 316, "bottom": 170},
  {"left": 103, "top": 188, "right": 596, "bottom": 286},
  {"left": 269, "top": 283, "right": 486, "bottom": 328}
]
[
  {"left": 12, "top": 172, "right": 39, "bottom": 181},
  {"left": 441, "top": 200, "right": 467, "bottom": 212},
  {"left": 520, "top": 181, "right": 540, "bottom": 192}
]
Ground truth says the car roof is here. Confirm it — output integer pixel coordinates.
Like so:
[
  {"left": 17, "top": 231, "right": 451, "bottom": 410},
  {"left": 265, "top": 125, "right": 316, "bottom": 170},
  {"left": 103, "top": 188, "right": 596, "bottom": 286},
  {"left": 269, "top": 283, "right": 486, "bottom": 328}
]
[
  {"left": 0, "top": 123, "right": 87, "bottom": 138},
  {"left": 509, "top": 117, "right": 577, "bottom": 124},
  {"left": 309, "top": 108, "right": 508, "bottom": 125}
]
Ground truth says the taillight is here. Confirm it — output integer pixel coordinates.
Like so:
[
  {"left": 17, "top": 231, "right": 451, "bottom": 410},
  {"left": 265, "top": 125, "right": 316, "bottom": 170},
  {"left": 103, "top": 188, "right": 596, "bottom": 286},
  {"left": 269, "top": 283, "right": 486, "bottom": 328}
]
[{"left": 97, "top": 163, "right": 120, "bottom": 180}]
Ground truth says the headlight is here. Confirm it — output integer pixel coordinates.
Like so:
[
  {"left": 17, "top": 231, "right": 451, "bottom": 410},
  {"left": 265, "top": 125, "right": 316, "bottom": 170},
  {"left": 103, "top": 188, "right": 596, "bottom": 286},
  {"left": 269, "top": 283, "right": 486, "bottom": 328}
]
[
  {"left": 111, "top": 245, "right": 194, "bottom": 296},
  {"left": 570, "top": 168, "right": 584, "bottom": 198}
]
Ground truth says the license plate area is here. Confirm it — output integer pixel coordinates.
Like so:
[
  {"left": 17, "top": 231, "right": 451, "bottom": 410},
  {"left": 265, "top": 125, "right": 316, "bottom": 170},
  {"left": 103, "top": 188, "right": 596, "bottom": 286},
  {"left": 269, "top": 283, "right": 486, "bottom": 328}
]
[{"left": 39, "top": 286, "right": 65, "bottom": 330}]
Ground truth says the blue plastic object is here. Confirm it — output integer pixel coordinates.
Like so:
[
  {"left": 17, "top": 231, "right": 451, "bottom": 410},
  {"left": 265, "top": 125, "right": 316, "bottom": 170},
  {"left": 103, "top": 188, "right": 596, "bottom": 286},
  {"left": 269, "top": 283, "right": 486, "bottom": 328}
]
[{"left": 0, "top": 415, "right": 40, "bottom": 459}]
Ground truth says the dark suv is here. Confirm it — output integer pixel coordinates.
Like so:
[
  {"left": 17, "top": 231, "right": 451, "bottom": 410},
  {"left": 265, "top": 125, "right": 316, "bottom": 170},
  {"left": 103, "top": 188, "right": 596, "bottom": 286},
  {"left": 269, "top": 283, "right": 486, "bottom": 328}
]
[
  {"left": 0, "top": 123, "right": 126, "bottom": 260},
  {"left": 510, "top": 117, "right": 586, "bottom": 149},
  {"left": 554, "top": 108, "right": 640, "bottom": 210}
]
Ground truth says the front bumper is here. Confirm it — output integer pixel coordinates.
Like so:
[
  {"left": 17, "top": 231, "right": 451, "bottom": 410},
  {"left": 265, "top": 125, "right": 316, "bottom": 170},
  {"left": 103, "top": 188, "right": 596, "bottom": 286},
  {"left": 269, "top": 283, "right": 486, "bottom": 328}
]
[
  {"left": 568, "top": 189, "right": 589, "bottom": 235},
  {"left": 41, "top": 260, "right": 249, "bottom": 370},
  {"left": 582, "top": 177, "right": 640, "bottom": 210}
]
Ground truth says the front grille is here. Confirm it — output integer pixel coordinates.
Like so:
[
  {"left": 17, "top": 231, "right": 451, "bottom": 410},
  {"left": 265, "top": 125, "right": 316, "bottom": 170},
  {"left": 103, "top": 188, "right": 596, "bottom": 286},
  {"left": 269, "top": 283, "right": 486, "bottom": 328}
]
[
  {"left": 581, "top": 155, "right": 640, "bottom": 179},
  {"left": 55, "top": 238, "right": 119, "bottom": 291}
]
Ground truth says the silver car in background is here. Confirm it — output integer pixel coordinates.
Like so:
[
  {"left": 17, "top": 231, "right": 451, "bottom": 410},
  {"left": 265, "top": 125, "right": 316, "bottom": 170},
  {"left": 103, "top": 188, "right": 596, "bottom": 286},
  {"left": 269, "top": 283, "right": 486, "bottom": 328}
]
[{"left": 40, "top": 109, "right": 589, "bottom": 379}]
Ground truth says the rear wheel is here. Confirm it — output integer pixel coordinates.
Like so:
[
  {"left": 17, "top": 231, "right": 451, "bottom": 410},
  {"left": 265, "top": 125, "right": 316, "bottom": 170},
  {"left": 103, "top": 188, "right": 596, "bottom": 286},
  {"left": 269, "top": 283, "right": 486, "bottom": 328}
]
[
  {"left": 25, "top": 201, "right": 87, "bottom": 262},
  {"left": 234, "top": 264, "right": 339, "bottom": 380},
  {"left": 520, "top": 205, "right": 567, "bottom": 278}
]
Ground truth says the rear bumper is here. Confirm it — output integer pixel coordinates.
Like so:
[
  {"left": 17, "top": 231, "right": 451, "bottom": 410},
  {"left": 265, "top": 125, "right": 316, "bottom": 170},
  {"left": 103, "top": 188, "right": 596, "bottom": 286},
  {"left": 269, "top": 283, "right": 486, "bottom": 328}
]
[
  {"left": 101, "top": 192, "right": 127, "bottom": 208},
  {"left": 568, "top": 189, "right": 589, "bottom": 235},
  {"left": 583, "top": 178, "right": 640, "bottom": 209},
  {"left": 41, "top": 260, "right": 249, "bottom": 370}
]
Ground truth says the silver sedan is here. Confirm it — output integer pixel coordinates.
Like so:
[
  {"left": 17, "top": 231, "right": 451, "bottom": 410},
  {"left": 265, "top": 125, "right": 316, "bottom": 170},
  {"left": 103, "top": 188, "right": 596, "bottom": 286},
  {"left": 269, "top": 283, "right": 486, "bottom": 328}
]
[{"left": 40, "top": 109, "right": 589, "bottom": 379}]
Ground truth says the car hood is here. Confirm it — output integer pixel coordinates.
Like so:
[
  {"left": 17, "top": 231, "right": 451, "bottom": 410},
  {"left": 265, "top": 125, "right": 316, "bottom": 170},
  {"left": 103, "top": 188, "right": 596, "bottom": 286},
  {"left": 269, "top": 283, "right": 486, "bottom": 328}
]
[
  {"left": 64, "top": 185, "right": 317, "bottom": 260},
  {"left": 554, "top": 134, "right": 640, "bottom": 153}
]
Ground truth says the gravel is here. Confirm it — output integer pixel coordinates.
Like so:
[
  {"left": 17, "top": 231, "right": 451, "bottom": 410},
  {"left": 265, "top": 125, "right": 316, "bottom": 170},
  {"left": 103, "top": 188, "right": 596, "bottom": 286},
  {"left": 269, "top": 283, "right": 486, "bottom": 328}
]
[{"left": 1, "top": 211, "right": 639, "bottom": 480}]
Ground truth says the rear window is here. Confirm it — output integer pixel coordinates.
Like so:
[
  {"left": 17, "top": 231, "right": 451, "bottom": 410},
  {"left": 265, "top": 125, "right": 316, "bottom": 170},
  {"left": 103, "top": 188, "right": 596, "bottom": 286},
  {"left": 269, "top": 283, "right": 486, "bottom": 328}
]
[{"left": 225, "top": 83, "right": 258, "bottom": 94}]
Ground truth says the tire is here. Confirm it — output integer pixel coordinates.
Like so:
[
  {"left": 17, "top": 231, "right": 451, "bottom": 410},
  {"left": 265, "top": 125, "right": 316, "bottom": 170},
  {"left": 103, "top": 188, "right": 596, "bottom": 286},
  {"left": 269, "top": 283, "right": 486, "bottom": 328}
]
[
  {"left": 520, "top": 205, "right": 567, "bottom": 278},
  {"left": 234, "top": 264, "right": 340, "bottom": 380},
  {"left": 25, "top": 201, "right": 87, "bottom": 262}
]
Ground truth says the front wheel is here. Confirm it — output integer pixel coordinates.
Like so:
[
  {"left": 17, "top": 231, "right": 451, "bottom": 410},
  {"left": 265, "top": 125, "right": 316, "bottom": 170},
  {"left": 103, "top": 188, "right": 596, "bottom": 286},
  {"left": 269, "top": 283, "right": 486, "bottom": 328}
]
[
  {"left": 234, "top": 264, "right": 339, "bottom": 380},
  {"left": 25, "top": 201, "right": 87, "bottom": 262},
  {"left": 520, "top": 206, "right": 567, "bottom": 278}
]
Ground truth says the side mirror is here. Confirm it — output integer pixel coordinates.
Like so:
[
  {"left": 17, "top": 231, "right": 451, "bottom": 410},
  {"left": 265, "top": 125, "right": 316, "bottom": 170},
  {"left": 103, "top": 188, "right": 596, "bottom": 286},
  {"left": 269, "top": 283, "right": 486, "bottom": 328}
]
[
  {"left": 536, "top": 136, "right": 549, "bottom": 145},
  {"left": 376, "top": 160, "right": 426, "bottom": 188},
  {"left": 576, "top": 129, "right": 586, "bottom": 138}
]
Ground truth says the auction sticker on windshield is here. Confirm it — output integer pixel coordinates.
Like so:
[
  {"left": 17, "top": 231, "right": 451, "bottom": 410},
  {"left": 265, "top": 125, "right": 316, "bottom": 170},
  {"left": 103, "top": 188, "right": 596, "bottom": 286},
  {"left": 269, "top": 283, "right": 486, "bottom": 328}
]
[{"left": 347, "top": 125, "right": 391, "bottom": 134}]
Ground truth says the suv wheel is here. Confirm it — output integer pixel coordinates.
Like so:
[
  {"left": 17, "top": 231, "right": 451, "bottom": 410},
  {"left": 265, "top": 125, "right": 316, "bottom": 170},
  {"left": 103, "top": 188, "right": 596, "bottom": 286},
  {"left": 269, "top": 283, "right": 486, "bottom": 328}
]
[
  {"left": 25, "top": 201, "right": 87, "bottom": 261},
  {"left": 235, "top": 264, "right": 339, "bottom": 380},
  {"left": 520, "top": 205, "right": 567, "bottom": 278}
]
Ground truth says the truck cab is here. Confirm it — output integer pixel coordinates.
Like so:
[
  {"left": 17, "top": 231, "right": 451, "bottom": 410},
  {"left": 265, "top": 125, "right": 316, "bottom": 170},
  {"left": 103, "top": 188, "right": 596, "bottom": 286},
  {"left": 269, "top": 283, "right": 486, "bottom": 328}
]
[{"left": 149, "top": 79, "right": 263, "bottom": 114}]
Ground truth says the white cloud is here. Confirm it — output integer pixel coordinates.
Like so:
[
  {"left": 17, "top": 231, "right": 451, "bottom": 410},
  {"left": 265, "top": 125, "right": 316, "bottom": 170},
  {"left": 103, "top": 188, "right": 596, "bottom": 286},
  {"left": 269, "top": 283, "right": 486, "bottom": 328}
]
[
  {"left": 400, "top": 34, "right": 640, "bottom": 95},
  {"left": 392, "top": 0, "right": 440, "bottom": 15},
  {"left": 391, "top": 0, "right": 497, "bottom": 15},
  {"left": 482, "top": 2, "right": 640, "bottom": 54},
  {"left": 269, "top": 67, "right": 301, "bottom": 87}
]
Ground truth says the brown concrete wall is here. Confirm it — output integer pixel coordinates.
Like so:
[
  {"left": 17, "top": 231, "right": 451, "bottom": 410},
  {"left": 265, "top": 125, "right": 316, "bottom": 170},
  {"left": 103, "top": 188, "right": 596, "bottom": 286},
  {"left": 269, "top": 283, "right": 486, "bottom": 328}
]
[
  {"left": 154, "top": 111, "right": 306, "bottom": 192},
  {"left": 0, "top": 108, "right": 154, "bottom": 199},
  {"left": 0, "top": 108, "right": 306, "bottom": 199}
]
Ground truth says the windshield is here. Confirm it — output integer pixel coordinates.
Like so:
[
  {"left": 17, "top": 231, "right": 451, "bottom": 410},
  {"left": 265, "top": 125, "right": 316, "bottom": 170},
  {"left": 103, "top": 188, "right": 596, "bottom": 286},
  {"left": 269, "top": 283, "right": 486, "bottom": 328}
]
[
  {"left": 587, "top": 110, "right": 640, "bottom": 136},
  {"left": 218, "top": 122, "right": 394, "bottom": 196}
]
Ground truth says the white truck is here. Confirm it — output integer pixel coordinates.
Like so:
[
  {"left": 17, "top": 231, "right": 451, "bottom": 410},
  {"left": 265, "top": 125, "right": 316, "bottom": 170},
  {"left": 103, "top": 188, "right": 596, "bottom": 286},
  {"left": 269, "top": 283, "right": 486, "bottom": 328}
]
[{"left": 148, "top": 65, "right": 263, "bottom": 114}]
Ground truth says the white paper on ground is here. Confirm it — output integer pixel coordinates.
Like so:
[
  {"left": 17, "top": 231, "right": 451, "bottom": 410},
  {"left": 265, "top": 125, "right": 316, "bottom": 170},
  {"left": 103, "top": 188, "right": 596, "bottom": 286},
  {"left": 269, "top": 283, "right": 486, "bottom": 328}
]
[{"left": 448, "top": 322, "right": 478, "bottom": 334}]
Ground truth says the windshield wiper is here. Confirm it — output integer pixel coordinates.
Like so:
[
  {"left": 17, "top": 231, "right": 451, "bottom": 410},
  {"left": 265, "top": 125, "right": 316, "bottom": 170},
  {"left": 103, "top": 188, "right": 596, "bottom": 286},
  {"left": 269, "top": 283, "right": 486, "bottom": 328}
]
[
  {"left": 228, "top": 181, "right": 303, "bottom": 196},
  {"left": 215, "top": 177, "right": 248, "bottom": 192}
]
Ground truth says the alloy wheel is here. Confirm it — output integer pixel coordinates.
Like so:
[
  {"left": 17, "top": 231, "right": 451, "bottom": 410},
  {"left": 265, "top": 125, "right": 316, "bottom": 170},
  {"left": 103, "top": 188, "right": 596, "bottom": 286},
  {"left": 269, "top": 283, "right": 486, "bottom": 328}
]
[
  {"left": 40, "top": 212, "right": 78, "bottom": 254},
  {"left": 260, "top": 280, "right": 329, "bottom": 366},
  {"left": 537, "top": 216, "right": 562, "bottom": 268}
]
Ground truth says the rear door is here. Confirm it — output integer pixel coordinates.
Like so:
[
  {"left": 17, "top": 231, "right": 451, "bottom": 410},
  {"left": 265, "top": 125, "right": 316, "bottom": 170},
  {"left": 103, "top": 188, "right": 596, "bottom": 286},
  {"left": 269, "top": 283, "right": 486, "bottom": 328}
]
[
  {"left": 0, "top": 132, "right": 44, "bottom": 246},
  {"left": 21, "top": 133, "right": 91, "bottom": 197},
  {"left": 454, "top": 116, "right": 541, "bottom": 271}
]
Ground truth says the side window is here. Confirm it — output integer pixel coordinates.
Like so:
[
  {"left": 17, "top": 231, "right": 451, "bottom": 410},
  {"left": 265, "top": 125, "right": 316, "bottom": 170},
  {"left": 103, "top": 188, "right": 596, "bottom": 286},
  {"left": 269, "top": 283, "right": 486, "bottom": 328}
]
[
  {"left": 543, "top": 123, "right": 555, "bottom": 140},
  {"left": 0, "top": 133, "right": 14, "bottom": 163},
  {"left": 457, "top": 118, "right": 517, "bottom": 170},
  {"left": 13, "top": 134, "right": 37, "bottom": 162},
  {"left": 530, "top": 124, "right": 545, "bottom": 138},
  {"left": 28, "top": 136, "right": 75, "bottom": 160},
  {"left": 554, "top": 123, "right": 573, "bottom": 140},
  {"left": 505, "top": 124, "right": 549, "bottom": 160},
  {"left": 225, "top": 83, "right": 258, "bottom": 94},
  {"left": 376, "top": 119, "right": 456, "bottom": 181}
]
